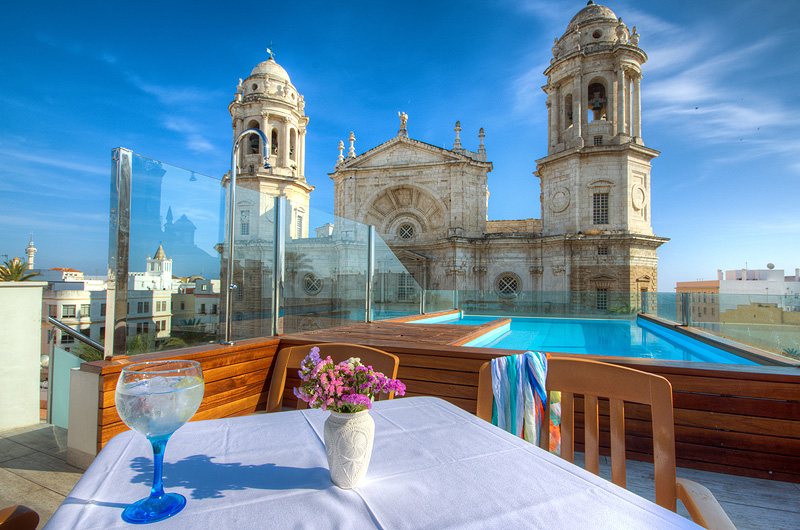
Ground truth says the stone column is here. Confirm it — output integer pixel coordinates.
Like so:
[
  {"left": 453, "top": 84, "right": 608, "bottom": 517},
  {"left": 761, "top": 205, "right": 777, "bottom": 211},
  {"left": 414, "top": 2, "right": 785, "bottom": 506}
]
[
  {"left": 555, "top": 85, "right": 561, "bottom": 140},
  {"left": 626, "top": 74, "right": 633, "bottom": 136},
  {"left": 282, "top": 118, "right": 291, "bottom": 168},
  {"left": 546, "top": 95, "right": 554, "bottom": 153},
  {"left": 299, "top": 128, "right": 307, "bottom": 177},
  {"left": 573, "top": 75, "right": 582, "bottom": 141},
  {"left": 616, "top": 67, "right": 626, "bottom": 136},
  {"left": 633, "top": 74, "right": 642, "bottom": 138},
  {"left": 259, "top": 113, "right": 270, "bottom": 161}
]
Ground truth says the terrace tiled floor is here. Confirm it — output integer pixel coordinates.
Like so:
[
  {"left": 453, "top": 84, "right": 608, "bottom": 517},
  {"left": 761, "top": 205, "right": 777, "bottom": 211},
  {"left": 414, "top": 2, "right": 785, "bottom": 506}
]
[
  {"left": 1, "top": 423, "right": 797, "bottom": 529},
  {"left": 0, "top": 423, "right": 82, "bottom": 528}
]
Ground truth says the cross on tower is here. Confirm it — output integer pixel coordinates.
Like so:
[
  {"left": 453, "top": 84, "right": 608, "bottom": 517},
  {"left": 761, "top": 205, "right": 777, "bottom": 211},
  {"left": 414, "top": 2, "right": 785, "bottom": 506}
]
[{"left": 266, "top": 42, "right": 276, "bottom": 59}]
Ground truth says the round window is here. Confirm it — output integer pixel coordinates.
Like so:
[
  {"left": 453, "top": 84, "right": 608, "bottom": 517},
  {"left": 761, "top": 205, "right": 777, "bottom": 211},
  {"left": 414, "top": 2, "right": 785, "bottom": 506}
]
[
  {"left": 303, "top": 273, "right": 323, "bottom": 295},
  {"left": 251, "top": 83, "right": 258, "bottom": 91},
  {"left": 592, "top": 29, "right": 602, "bottom": 39},
  {"left": 495, "top": 273, "right": 521, "bottom": 298},
  {"left": 398, "top": 224, "right": 415, "bottom": 240}
]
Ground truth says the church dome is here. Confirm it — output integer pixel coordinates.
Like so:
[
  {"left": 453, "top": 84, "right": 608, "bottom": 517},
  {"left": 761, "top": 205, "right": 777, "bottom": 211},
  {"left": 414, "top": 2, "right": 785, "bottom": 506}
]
[
  {"left": 250, "top": 56, "right": 290, "bottom": 82},
  {"left": 566, "top": 1, "right": 617, "bottom": 33}
]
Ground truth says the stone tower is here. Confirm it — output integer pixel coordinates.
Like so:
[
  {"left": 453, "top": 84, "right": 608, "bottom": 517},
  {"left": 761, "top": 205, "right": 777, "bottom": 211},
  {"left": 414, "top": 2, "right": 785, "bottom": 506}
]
[
  {"left": 25, "top": 232, "right": 36, "bottom": 269},
  {"left": 228, "top": 53, "right": 313, "bottom": 238},
  {"left": 535, "top": 1, "right": 667, "bottom": 294}
]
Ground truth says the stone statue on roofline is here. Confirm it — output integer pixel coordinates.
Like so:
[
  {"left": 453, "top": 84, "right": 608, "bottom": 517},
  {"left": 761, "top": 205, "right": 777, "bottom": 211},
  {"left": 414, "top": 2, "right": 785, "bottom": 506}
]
[
  {"left": 630, "top": 26, "right": 640, "bottom": 46},
  {"left": 398, "top": 111, "right": 408, "bottom": 137}
]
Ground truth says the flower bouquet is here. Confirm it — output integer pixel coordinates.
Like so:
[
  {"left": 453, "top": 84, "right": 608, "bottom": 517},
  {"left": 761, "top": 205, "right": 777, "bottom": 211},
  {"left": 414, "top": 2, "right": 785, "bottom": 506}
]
[
  {"left": 293, "top": 346, "right": 406, "bottom": 488},
  {"left": 293, "top": 347, "right": 406, "bottom": 412}
]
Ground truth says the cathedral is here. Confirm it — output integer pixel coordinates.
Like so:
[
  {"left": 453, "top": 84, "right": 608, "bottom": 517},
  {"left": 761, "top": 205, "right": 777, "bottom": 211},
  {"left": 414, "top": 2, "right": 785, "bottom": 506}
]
[{"left": 224, "top": 2, "right": 667, "bottom": 331}]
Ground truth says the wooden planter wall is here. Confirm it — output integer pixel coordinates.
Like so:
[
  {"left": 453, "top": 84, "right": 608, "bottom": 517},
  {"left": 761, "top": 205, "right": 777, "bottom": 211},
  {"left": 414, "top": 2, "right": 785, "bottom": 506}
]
[{"left": 81, "top": 336, "right": 799, "bottom": 483}]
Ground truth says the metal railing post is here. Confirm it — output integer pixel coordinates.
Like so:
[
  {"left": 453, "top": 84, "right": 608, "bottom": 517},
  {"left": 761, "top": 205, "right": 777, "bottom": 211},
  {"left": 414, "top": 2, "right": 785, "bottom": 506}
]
[
  {"left": 224, "top": 128, "right": 269, "bottom": 344},
  {"left": 680, "top": 292, "right": 691, "bottom": 326},
  {"left": 420, "top": 288, "right": 426, "bottom": 315},
  {"left": 107, "top": 148, "right": 132, "bottom": 357},
  {"left": 366, "top": 226, "right": 375, "bottom": 322},
  {"left": 271, "top": 197, "right": 286, "bottom": 336}
]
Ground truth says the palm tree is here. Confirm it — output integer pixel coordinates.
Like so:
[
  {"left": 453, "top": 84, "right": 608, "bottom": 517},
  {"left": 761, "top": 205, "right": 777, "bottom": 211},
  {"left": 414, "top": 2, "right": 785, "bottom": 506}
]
[{"left": 0, "top": 257, "right": 40, "bottom": 281}]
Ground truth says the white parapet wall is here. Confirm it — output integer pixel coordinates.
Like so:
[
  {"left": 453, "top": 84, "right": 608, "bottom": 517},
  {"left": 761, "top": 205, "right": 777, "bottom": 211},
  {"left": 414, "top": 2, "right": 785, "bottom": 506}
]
[{"left": 0, "top": 282, "right": 47, "bottom": 431}]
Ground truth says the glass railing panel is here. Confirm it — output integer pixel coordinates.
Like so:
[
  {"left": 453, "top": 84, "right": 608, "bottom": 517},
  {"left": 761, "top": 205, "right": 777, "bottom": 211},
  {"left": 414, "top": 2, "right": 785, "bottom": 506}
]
[
  {"left": 456, "top": 291, "right": 641, "bottom": 319},
  {"left": 372, "top": 236, "right": 422, "bottom": 321},
  {"left": 50, "top": 347, "right": 84, "bottom": 429},
  {"left": 123, "top": 153, "right": 225, "bottom": 354},
  {"left": 684, "top": 292, "right": 800, "bottom": 360},
  {"left": 282, "top": 203, "right": 369, "bottom": 334},
  {"left": 424, "top": 290, "right": 458, "bottom": 315},
  {"left": 225, "top": 183, "right": 275, "bottom": 341}
]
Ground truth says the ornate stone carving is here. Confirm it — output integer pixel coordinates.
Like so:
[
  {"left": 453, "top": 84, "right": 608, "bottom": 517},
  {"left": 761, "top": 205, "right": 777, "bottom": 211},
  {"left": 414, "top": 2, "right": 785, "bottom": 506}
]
[
  {"left": 530, "top": 266, "right": 543, "bottom": 275},
  {"left": 552, "top": 265, "right": 566, "bottom": 276},
  {"left": 631, "top": 184, "right": 647, "bottom": 210},
  {"left": 549, "top": 187, "right": 571, "bottom": 213}
]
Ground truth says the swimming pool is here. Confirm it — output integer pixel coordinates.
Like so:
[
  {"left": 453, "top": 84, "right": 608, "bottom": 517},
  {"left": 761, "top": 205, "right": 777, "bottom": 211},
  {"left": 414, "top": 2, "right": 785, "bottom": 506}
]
[{"left": 418, "top": 314, "right": 757, "bottom": 365}]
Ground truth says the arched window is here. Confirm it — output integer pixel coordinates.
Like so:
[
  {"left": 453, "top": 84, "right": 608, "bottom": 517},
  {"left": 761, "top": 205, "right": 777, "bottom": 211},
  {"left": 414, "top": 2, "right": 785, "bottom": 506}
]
[
  {"left": 588, "top": 82, "right": 607, "bottom": 121},
  {"left": 271, "top": 129, "right": 279, "bottom": 155},
  {"left": 247, "top": 120, "right": 260, "bottom": 154},
  {"left": 564, "top": 94, "right": 573, "bottom": 126},
  {"left": 290, "top": 129, "right": 297, "bottom": 162}
]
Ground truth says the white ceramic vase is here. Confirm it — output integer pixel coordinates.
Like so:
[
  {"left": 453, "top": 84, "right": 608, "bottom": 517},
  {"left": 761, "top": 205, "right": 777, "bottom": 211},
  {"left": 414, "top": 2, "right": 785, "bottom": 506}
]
[{"left": 324, "top": 409, "right": 375, "bottom": 489}]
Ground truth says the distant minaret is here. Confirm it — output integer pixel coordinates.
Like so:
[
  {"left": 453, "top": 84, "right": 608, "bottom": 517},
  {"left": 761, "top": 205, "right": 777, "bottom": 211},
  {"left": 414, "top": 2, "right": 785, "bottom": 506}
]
[{"left": 25, "top": 232, "right": 36, "bottom": 269}]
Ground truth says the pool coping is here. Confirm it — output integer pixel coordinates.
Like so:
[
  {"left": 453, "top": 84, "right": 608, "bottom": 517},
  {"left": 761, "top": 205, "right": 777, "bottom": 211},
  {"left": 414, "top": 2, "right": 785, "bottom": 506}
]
[{"left": 638, "top": 314, "right": 798, "bottom": 367}]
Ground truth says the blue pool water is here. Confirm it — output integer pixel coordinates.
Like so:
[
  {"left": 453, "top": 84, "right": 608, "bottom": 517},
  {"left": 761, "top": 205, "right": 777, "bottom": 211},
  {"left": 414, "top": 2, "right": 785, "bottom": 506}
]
[{"left": 429, "top": 315, "right": 757, "bottom": 365}]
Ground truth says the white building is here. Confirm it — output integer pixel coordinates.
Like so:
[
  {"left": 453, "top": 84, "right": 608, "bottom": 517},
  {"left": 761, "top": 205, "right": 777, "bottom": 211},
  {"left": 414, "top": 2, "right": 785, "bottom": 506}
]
[{"left": 128, "top": 244, "right": 180, "bottom": 291}]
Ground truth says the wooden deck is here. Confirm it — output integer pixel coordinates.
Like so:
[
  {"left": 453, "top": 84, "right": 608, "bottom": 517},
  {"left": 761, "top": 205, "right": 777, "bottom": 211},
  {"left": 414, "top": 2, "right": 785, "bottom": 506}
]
[{"left": 290, "top": 319, "right": 505, "bottom": 347}]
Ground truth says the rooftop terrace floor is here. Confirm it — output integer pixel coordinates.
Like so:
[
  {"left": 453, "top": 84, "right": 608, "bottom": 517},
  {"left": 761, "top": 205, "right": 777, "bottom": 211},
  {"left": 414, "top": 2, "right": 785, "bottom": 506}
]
[{"left": 1, "top": 422, "right": 797, "bottom": 529}]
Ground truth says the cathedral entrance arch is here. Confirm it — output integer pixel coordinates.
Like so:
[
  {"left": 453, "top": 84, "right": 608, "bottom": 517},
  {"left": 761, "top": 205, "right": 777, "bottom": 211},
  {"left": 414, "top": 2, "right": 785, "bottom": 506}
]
[{"left": 358, "top": 184, "right": 448, "bottom": 242}]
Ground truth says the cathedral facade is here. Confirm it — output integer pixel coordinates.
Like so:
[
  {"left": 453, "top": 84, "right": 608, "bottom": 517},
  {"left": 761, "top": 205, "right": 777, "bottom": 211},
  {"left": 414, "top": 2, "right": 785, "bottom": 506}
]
[
  {"left": 330, "top": 2, "right": 667, "bottom": 304},
  {"left": 224, "top": 2, "right": 668, "bottom": 331}
]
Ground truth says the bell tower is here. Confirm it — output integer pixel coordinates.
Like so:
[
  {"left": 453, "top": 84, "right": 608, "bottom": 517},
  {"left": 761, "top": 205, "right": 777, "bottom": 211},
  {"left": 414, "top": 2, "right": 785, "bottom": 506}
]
[
  {"left": 228, "top": 52, "right": 313, "bottom": 238},
  {"left": 537, "top": 1, "right": 660, "bottom": 237},
  {"left": 535, "top": 1, "right": 667, "bottom": 295}
]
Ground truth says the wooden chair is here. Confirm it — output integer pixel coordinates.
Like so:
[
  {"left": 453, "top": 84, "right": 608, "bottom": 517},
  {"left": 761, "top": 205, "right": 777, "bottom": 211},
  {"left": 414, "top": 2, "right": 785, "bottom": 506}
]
[
  {"left": 266, "top": 343, "right": 400, "bottom": 413},
  {"left": 476, "top": 358, "right": 736, "bottom": 530},
  {"left": 0, "top": 505, "right": 39, "bottom": 530}
]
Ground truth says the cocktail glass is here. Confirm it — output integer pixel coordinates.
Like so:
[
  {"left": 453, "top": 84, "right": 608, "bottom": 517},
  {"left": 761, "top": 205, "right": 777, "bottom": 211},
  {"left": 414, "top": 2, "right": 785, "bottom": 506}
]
[{"left": 115, "top": 360, "right": 204, "bottom": 524}]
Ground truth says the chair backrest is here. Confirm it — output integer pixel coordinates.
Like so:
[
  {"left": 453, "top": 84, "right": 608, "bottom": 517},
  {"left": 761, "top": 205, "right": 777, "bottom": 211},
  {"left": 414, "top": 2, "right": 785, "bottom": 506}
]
[
  {"left": 266, "top": 343, "right": 400, "bottom": 413},
  {"left": 0, "top": 505, "right": 39, "bottom": 530},
  {"left": 477, "top": 357, "right": 678, "bottom": 512}
]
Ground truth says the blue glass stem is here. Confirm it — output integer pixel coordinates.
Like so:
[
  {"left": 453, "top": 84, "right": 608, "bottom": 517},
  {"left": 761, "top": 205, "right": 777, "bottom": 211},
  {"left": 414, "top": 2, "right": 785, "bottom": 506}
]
[{"left": 149, "top": 435, "right": 171, "bottom": 499}]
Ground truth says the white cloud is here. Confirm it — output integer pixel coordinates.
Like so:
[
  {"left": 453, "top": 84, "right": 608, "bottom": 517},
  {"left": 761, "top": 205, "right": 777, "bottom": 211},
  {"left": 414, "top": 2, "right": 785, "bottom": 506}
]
[
  {"left": 0, "top": 147, "right": 106, "bottom": 175},
  {"left": 163, "top": 118, "right": 217, "bottom": 154}
]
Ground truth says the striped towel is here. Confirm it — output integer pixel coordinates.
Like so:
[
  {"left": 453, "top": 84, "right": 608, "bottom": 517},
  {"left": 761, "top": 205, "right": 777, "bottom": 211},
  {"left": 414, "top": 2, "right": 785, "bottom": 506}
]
[{"left": 490, "top": 352, "right": 548, "bottom": 445}]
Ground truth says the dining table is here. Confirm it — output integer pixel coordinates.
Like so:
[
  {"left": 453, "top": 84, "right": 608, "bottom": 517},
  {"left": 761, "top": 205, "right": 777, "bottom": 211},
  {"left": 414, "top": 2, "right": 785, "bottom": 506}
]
[{"left": 45, "top": 396, "right": 700, "bottom": 529}]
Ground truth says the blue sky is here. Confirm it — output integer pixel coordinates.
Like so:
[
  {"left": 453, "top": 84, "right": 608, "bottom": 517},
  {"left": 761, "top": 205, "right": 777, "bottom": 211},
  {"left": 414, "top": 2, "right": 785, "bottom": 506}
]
[{"left": 1, "top": 0, "right": 798, "bottom": 290}]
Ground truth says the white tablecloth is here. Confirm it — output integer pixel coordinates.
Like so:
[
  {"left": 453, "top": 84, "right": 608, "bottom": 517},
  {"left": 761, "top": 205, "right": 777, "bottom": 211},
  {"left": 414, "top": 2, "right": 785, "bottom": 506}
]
[{"left": 45, "top": 397, "right": 699, "bottom": 529}]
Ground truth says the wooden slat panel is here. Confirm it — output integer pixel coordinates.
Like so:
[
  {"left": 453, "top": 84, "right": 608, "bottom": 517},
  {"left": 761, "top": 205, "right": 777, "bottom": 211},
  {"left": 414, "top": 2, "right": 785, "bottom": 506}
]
[
  {"left": 652, "top": 373, "right": 800, "bottom": 401},
  {"left": 401, "top": 379, "right": 478, "bottom": 400},
  {"left": 580, "top": 413, "right": 799, "bottom": 456},
  {"left": 394, "top": 353, "right": 491, "bottom": 372},
  {"left": 672, "top": 392, "right": 800, "bottom": 420},
  {"left": 99, "top": 357, "right": 274, "bottom": 409},
  {"left": 99, "top": 345, "right": 278, "bottom": 392},
  {"left": 397, "top": 366, "right": 480, "bottom": 386},
  {"left": 99, "top": 392, "right": 268, "bottom": 447}
]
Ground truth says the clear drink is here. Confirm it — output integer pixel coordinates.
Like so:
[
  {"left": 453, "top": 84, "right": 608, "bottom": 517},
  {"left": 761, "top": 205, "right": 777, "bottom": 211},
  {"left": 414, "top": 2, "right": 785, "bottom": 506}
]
[
  {"left": 114, "top": 360, "right": 204, "bottom": 524},
  {"left": 116, "top": 376, "right": 204, "bottom": 439}
]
